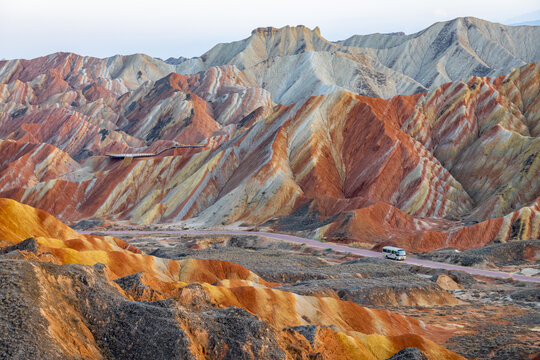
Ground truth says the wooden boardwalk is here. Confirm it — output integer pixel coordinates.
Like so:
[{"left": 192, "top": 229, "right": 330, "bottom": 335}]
[{"left": 106, "top": 145, "right": 204, "bottom": 159}]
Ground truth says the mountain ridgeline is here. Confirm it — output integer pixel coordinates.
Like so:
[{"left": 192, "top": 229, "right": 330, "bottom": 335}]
[{"left": 173, "top": 17, "right": 540, "bottom": 103}]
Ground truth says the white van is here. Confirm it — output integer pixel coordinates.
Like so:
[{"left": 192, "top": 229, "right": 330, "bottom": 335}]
[{"left": 382, "top": 246, "right": 406, "bottom": 260}]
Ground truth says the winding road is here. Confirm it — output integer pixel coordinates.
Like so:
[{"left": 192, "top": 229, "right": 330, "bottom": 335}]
[{"left": 99, "top": 229, "right": 540, "bottom": 284}]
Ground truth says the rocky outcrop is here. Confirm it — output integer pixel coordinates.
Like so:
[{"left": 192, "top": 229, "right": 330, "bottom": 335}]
[
  {"left": 435, "top": 275, "right": 463, "bottom": 291},
  {"left": 386, "top": 347, "right": 429, "bottom": 360},
  {"left": 0, "top": 237, "right": 37, "bottom": 255}
]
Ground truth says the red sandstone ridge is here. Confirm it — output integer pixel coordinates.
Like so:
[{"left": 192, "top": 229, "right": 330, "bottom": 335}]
[{"left": 0, "top": 48, "right": 539, "bottom": 252}]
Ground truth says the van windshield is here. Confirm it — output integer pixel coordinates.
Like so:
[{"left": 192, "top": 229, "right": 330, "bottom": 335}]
[{"left": 398, "top": 250, "right": 406, "bottom": 256}]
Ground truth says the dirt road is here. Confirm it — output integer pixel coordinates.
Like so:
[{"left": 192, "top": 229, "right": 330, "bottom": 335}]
[{"left": 97, "top": 229, "right": 540, "bottom": 283}]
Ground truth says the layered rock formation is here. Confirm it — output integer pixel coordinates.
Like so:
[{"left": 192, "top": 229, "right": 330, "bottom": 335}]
[
  {"left": 1, "top": 18, "right": 538, "bottom": 358},
  {"left": 0, "top": 19, "right": 539, "bottom": 253},
  {"left": 0, "top": 198, "right": 463, "bottom": 359}
]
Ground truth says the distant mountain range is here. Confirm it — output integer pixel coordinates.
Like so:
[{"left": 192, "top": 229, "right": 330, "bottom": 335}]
[
  {"left": 510, "top": 19, "right": 540, "bottom": 26},
  {"left": 171, "top": 17, "right": 540, "bottom": 103},
  {"left": 506, "top": 9, "right": 540, "bottom": 27}
]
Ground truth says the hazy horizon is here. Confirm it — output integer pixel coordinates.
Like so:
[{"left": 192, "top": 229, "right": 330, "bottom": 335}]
[{"left": 1, "top": 0, "right": 539, "bottom": 61}]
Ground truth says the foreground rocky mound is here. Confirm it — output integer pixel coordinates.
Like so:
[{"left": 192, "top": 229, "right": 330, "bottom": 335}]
[
  {"left": 0, "top": 198, "right": 462, "bottom": 359},
  {"left": 121, "top": 231, "right": 540, "bottom": 360}
]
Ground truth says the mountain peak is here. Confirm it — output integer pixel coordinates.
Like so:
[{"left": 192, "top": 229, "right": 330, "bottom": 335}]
[
  {"left": 251, "top": 26, "right": 279, "bottom": 36},
  {"left": 250, "top": 25, "right": 322, "bottom": 37}
]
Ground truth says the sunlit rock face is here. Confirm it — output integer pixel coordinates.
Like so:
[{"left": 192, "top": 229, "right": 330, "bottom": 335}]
[
  {"left": 0, "top": 18, "right": 539, "bottom": 253},
  {"left": 0, "top": 199, "right": 464, "bottom": 359}
]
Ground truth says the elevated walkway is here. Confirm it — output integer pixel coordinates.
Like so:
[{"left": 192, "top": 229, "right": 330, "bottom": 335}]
[{"left": 106, "top": 145, "right": 204, "bottom": 159}]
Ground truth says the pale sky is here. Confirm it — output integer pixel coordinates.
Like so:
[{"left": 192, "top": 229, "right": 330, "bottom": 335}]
[{"left": 1, "top": 0, "right": 539, "bottom": 60}]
